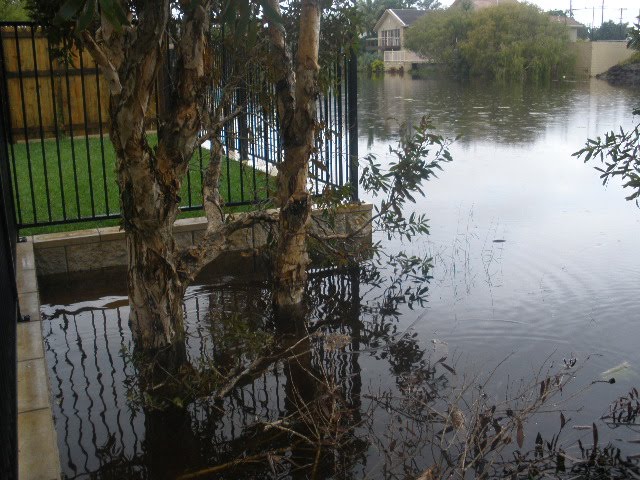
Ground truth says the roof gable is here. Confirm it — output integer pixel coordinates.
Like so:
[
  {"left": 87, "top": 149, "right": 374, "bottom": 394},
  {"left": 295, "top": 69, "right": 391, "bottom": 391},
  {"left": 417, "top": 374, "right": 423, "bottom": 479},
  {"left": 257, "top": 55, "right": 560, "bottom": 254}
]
[
  {"left": 390, "top": 9, "right": 428, "bottom": 26},
  {"left": 373, "top": 8, "right": 427, "bottom": 32}
]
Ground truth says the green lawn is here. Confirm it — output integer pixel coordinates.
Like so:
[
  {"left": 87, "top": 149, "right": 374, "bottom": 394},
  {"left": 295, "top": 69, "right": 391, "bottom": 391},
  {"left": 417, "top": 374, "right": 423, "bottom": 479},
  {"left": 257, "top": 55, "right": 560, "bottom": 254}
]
[{"left": 9, "top": 135, "right": 274, "bottom": 234}]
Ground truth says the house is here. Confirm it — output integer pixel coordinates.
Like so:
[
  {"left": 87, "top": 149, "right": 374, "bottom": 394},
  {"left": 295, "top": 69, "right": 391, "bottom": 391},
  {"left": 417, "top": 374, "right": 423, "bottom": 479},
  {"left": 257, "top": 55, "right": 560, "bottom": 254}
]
[
  {"left": 373, "top": 9, "right": 429, "bottom": 70},
  {"left": 549, "top": 15, "right": 584, "bottom": 42}
]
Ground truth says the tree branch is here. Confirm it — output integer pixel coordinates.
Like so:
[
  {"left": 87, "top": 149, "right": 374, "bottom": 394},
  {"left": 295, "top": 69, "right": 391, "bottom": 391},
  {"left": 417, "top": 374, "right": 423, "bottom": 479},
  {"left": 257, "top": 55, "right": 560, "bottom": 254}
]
[
  {"left": 265, "top": 0, "right": 296, "bottom": 142},
  {"left": 155, "top": 0, "right": 212, "bottom": 193},
  {"left": 176, "top": 210, "right": 279, "bottom": 282},
  {"left": 198, "top": 106, "right": 245, "bottom": 147},
  {"left": 81, "top": 31, "right": 122, "bottom": 95}
]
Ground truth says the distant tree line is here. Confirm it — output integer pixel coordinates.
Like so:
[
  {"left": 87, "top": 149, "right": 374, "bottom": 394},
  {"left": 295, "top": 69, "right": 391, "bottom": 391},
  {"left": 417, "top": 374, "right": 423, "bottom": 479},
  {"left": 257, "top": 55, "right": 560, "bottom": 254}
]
[
  {"left": 405, "top": 3, "right": 574, "bottom": 82},
  {"left": 585, "top": 21, "right": 630, "bottom": 41},
  {"left": 546, "top": 9, "right": 631, "bottom": 42}
]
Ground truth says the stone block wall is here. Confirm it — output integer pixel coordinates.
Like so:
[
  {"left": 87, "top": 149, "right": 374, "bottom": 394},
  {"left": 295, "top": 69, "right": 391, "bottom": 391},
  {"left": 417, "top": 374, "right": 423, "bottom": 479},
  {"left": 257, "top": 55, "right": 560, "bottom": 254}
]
[{"left": 32, "top": 204, "right": 373, "bottom": 276}]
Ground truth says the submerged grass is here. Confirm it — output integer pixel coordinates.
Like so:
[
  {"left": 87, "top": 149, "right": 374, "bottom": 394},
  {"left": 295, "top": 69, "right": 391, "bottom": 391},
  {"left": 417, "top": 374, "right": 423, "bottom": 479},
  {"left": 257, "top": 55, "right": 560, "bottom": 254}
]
[{"left": 10, "top": 134, "right": 273, "bottom": 234}]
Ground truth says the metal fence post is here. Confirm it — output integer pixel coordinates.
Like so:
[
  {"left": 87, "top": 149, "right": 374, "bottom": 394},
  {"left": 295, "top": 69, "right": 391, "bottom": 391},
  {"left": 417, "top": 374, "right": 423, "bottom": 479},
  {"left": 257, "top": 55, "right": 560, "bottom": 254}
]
[
  {"left": 347, "top": 48, "right": 359, "bottom": 202},
  {"left": 0, "top": 53, "right": 19, "bottom": 479}
]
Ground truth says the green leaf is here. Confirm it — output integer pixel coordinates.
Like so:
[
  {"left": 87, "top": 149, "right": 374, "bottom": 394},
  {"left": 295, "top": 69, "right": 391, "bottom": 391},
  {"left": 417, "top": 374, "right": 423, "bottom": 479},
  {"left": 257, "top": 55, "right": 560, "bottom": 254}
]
[
  {"left": 54, "top": 0, "right": 85, "bottom": 24},
  {"left": 76, "top": 0, "right": 97, "bottom": 33}
]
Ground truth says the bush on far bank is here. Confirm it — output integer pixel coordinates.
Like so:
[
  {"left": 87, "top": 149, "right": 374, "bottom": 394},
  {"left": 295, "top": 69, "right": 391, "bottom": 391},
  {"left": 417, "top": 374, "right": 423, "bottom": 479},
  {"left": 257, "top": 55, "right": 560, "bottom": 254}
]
[{"left": 405, "top": 3, "right": 575, "bottom": 82}]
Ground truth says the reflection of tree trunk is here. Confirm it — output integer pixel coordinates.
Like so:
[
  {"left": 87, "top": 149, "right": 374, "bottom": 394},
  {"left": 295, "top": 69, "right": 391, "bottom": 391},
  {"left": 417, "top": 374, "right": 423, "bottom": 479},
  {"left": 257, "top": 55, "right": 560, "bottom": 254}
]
[
  {"left": 281, "top": 309, "right": 317, "bottom": 409},
  {"left": 144, "top": 406, "right": 200, "bottom": 480}
]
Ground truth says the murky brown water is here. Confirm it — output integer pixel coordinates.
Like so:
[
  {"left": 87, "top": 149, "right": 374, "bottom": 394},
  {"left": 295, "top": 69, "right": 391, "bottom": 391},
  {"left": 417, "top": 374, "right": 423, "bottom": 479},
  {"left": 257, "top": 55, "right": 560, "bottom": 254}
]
[{"left": 41, "top": 76, "right": 640, "bottom": 479}]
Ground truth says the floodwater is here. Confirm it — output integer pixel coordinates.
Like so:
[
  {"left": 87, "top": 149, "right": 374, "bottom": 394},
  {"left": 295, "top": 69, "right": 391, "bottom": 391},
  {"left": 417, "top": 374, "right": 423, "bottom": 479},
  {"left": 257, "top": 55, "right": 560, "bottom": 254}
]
[{"left": 40, "top": 76, "right": 640, "bottom": 479}]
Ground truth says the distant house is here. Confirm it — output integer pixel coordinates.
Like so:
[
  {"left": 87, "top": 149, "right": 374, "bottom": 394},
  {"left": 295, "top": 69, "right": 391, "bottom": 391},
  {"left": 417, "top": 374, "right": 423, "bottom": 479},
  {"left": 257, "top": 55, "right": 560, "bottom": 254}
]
[
  {"left": 549, "top": 15, "right": 584, "bottom": 42},
  {"left": 373, "top": 9, "right": 430, "bottom": 70}
]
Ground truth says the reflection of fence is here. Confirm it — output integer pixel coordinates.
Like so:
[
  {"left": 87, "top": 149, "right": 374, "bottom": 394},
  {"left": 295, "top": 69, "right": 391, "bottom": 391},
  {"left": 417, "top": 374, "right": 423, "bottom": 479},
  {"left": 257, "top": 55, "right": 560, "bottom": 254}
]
[
  {"left": 0, "top": 25, "right": 159, "bottom": 141},
  {"left": 0, "top": 68, "right": 18, "bottom": 480},
  {"left": 42, "top": 271, "right": 362, "bottom": 479},
  {"left": 0, "top": 22, "right": 358, "bottom": 230}
]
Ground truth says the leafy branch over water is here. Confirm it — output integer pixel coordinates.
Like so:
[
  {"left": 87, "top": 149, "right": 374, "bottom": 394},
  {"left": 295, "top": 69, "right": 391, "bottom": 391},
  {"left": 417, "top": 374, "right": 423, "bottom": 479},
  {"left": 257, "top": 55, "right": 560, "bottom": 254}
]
[{"left": 574, "top": 108, "right": 640, "bottom": 205}]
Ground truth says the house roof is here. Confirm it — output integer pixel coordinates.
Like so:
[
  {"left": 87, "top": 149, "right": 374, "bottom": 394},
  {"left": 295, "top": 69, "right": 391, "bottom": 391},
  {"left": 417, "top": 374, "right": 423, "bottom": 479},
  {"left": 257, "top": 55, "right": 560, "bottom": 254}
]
[
  {"left": 549, "top": 15, "right": 584, "bottom": 28},
  {"left": 373, "top": 9, "right": 427, "bottom": 31},
  {"left": 450, "top": 0, "right": 517, "bottom": 9},
  {"left": 389, "top": 9, "right": 428, "bottom": 26}
]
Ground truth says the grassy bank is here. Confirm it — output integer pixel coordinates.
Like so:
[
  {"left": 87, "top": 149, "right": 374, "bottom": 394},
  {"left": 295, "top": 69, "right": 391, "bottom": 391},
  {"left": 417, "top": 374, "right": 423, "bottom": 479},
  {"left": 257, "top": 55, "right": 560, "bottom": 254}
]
[{"left": 10, "top": 135, "right": 272, "bottom": 235}]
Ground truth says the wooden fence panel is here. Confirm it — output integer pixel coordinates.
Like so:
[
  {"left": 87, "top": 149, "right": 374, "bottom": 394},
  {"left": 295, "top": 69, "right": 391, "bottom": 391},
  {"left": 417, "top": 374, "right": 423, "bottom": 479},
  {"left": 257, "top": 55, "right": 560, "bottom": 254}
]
[{"left": 1, "top": 25, "right": 156, "bottom": 141}]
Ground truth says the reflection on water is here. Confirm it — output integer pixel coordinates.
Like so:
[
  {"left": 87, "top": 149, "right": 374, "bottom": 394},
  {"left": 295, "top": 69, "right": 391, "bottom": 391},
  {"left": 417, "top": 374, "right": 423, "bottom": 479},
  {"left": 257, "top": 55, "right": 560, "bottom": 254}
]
[
  {"left": 358, "top": 75, "right": 640, "bottom": 473},
  {"left": 42, "top": 267, "right": 442, "bottom": 479},
  {"left": 41, "top": 76, "right": 640, "bottom": 478},
  {"left": 360, "top": 75, "right": 637, "bottom": 146}
]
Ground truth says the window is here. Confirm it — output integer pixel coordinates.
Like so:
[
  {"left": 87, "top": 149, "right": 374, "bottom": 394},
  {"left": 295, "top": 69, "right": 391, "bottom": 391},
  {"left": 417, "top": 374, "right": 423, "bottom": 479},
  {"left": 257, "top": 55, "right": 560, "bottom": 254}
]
[{"left": 381, "top": 29, "right": 401, "bottom": 47}]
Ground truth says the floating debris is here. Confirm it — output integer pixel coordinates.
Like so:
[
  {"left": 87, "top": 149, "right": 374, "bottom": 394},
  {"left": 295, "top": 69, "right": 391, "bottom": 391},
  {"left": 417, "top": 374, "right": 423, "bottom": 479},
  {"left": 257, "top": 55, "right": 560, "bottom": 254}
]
[{"left": 601, "top": 361, "right": 630, "bottom": 378}]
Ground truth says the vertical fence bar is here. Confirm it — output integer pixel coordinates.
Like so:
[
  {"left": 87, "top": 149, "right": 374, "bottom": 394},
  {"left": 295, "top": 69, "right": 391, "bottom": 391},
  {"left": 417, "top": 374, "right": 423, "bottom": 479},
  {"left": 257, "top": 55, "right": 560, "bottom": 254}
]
[
  {"left": 262, "top": 91, "right": 269, "bottom": 200},
  {"left": 78, "top": 52, "right": 96, "bottom": 218},
  {"left": 347, "top": 49, "right": 358, "bottom": 201},
  {"left": 46, "top": 36, "right": 67, "bottom": 221},
  {"left": 337, "top": 55, "right": 344, "bottom": 189},
  {"left": 237, "top": 81, "right": 247, "bottom": 203},
  {"left": 13, "top": 25, "right": 38, "bottom": 224},
  {"left": 30, "top": 25, "right": 53, "bottom": 222},
  {"left": 63, "top": 41, "right": 81, "bottom": 219},
  {"left": 0, "top": 27, "right": 21, "bottom": 227},
  {"left": 197, "top": 145, "right": 204, "bottom": 205},
  {"left": 0, "top": 60, "right": 18, "bottom": 480},
  {"left": 250, "top": 67, "right": 258, "bottom": 201},
  {"left": 94, "top": 58, "right": 110, "bottom": 216}
]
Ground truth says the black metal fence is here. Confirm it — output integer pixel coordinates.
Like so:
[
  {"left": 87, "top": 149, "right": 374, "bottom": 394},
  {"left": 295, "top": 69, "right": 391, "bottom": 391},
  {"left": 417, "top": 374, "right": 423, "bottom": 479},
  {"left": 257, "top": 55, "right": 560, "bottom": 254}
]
[
  {"left": 0, "top": 59, "right": 19, "bottom": 480},
  {"left": 0, "top": 22, "right": 358, "bottom": 230}
]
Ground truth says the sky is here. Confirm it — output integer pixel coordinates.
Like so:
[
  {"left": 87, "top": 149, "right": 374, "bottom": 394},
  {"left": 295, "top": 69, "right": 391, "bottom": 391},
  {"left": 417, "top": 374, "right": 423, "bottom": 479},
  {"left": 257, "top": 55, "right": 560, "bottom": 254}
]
[{"left": 439, "top": 0, "right": 640, "bottom": 27}]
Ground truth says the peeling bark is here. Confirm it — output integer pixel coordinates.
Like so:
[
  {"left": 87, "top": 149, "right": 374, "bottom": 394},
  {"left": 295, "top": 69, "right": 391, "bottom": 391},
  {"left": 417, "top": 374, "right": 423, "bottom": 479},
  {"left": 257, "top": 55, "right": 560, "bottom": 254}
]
[
  {"left": 89, "top": 0, "right": 217, "bottom": 351},
  {"left": 80, "top": 0, "right": 324, "bottom": 350},
  {"left": 267, "top": 0, "right": 322, "bottom": 312}
]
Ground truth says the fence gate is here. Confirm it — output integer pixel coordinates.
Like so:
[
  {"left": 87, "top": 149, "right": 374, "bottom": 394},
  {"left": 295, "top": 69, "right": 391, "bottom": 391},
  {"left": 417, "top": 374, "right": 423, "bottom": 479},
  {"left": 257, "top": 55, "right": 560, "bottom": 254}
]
[{"left": 0, "top": 49, "right": 19, "bottom": 479}]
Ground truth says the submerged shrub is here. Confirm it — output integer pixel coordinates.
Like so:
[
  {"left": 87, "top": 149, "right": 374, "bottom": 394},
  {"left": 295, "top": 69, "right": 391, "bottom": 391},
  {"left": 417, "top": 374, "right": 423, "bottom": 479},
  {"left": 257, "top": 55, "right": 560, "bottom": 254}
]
[
  {"left": 406, "top": 3, "right": 575, "bottom": 82},
  {"left": 370, "top": 58, "right": 385, "bottom": 75}
]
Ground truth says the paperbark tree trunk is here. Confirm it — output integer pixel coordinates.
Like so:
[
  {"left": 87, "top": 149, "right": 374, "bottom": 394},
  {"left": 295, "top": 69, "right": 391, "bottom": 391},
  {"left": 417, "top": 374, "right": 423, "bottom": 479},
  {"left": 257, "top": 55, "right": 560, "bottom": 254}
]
[
  {"left": 83, "top": 0, "right": 322, "bottom": 351},
  {"left": 85, "top": 0, "right": 215, "bottom": 352},
  {"left": 268, "top": 0, "right": 322, "bottom": 313}
]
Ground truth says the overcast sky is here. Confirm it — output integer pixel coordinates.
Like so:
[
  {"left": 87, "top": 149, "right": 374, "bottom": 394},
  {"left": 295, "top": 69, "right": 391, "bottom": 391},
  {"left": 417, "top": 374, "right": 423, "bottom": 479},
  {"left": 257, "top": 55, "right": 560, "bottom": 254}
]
[{"left": 439, "top": 0, "right": 640, "bottom": 27}]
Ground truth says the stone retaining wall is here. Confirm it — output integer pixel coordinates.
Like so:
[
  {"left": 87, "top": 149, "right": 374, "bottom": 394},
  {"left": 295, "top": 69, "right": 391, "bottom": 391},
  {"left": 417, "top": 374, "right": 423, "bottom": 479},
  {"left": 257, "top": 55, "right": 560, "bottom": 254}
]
[{"left": 33, "top": 204, "right": 373, "bottom": 276}]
